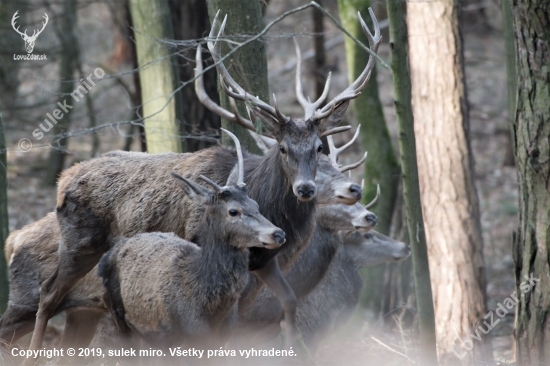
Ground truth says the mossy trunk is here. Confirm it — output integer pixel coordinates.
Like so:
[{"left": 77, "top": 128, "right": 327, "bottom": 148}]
[
  {"left": 337, "top": 0, "right": 401, "bottom": 318},
  {"left": 386, "top": 0, "right": 438, "bottom": 364},
  {"left": 206, "top": 0, "right": 268, "bottom": 153},
  {"left": 130, "top": 0, "right": 184, "bottom": 153},
  {"left": 0, "top": 101, "right": 9, "bottom": 312},
  {"left": 511, "top": 0, "right": 550, "bottom": 364}
]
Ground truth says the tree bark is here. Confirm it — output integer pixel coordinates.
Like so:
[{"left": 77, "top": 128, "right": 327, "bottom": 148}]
[
  {"left": 0, "top": 100, "right": 9, "bottom": 312},
  {"left": 511, "top": 0, "right": 550, "bottom": 364},
  {"left": 386, "top": 0, "right": 438, "bottom": 364},
  {"left": 170, "top": 0, "right": 220, "bottom": 152},
  {"left": 337, "top": 0, "right": 401, "bottom": 318},
  {"left": 313, "top": 1, "right": 327, "bottom": 100},
  {"left": 406, "top": 0, "right": 489, "bottom": 362},
  {"left": 43, "top": 0, "right": 78, "bottom": 186},
  {"left": 206, "top": 0, "right": 268, "bottom": 153},
  {"left": 129, "top": 0, "right": 184, "bottom": 153}
]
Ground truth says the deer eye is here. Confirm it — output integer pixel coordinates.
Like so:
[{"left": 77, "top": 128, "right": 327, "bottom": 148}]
[
  {"left": 229, "top": 209, "right": 240, "bottom": 217},
  {"left": 317, "top": 144, "right": 323, "bottom": 153},
  {"left": 279, "top": 145, "right": 286, "bottom": 154}
]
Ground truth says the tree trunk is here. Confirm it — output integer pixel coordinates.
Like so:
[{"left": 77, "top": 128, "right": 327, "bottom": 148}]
[
  {"left": 43, "top": 0, "right": 78, "bottom": 186},
  {"left": 206, "top": 0, "right": 268, "bottom": 153},
  {"left": 0, "top": 101, "right": 9, "bottom": 312},
  {"left": 512, "top": 0, "right": 550, "bottom": 364},
  {"left": 406, "top": 0, "right": 489, "bottom": 362},
  {"left": 502, "top": 0, "right": 517, "bottom": 166},
  {"left": 313, "top": 1, "right": 327, "bottom": 100},
  {"left": 385, "top": 0, "right": 438, "bottom": 364},
  {"left": 337, "top": 0, "right": 401, "bottom": 318},
  {"left": 129, "top": 0, "right": 184, "bottom": 153},
  {"left": 170, "top": 0, "right": 220, "bottom": 152}
]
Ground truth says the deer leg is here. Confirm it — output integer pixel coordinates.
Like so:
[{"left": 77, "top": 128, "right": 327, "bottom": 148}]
[
  {"left": 28, "top": 204, "right": 109, "bottom": 353},
  {"left": 59, "top": 309, "right": 103, "bottom": 349},
  {"left": 0, "top": 304, "right": 38, "bottom": 347},
  {"left": 252, "top": 259, "right": 297, "bottom": 348}
]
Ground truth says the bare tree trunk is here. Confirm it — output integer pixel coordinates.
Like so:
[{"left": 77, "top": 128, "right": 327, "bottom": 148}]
[
  {"left": 206, "top": 0, "right": 267, "bottom": 153},
  {"left": 511, "top": 0, "right": 550, "bottom": 364},
  {"left": 337, "top": 0, "right": 401, "bottom": 318},
  {"left": 43, "top": 0, "right": 78, "bottom": 186},
  {"left": 406, "top": 0, "right": 489, "bottom": 362},
  {"left": 129, "top": 0, "right": 184, "bottom": 153},
  {"left": 313, "top": 1, "right": 327, "bottom": 100},
  {"left": 502, "top": 0, "right": 517, "bottom": 167},
  {"left": 0, "top": 101, "right": 9, "bottom": 312},
  {"left": 170, "top": 0, "right": 220, "bottom": 152},
  {"left": 385, "top": 0, "right": 438, "bottom": 364}
]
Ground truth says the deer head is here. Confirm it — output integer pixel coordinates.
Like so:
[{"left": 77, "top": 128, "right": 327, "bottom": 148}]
[
  {"left": 196, "top": 9, "right": 381, "bottom": 202},
  {"left": 12, "top": 11, "right": 48, "bottom": 53}
]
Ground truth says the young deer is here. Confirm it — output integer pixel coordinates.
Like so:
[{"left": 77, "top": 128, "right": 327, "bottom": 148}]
[
  {"left": 97, "top": 129, "right": 284, "bottom": 349},
  {"left": 295, "top": 230, "right": 411, "bottom": 351},
  {"left": 27, "top": 9, "right": 381, "bottom": 351}
]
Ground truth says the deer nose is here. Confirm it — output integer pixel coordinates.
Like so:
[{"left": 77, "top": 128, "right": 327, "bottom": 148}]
[
  {"left": 297, "top": 183, "right": 316, "bottom": 199},
  {"left": 272, "top": 230, "right": 286, "bottom": 245},
  {"left": 365, "top": 213, "right": 377, "bottom": 226},
  {"left": 349, "top": 183, "right": 362, "bottom": 200}
]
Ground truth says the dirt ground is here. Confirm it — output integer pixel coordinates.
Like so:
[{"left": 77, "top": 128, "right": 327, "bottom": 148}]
[{"left": 3, "top": 0, "right": 517, "bottom": 365}]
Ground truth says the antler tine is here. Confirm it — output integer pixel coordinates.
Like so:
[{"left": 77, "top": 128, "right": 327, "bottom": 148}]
[
  {"left": 339, "top": 151, "right": 367, "bottom": 173},
  {"left": 326, "top": 135, "right": 339, "bottom": 168},
  {"left": 365, "top": 184, "right": 380, "bottom": 209},
  {"left": 272, "top": 94, "right": 290, "bottom": 123},
  {"left": 199, "top": 175, "right": 223, "bottom": 192},
  {"left": 220, "top": 128, "right": 245, "bottom": 188},
  {"left": 329, "top": 125, "right": 361, "bottom": 164},
  {"left": 294, "top": 39, "right": 332, "bottom": 120},
  {"left": 327, "top": 126, "right": 366, "bottom": 172},
  {"left": 313, "top": 8, "right": 382, "bottom": 121},
  {"left": 207, "top": 11, "right": 288, "bottom": 125},
  {"left": 194, "top": 46, "right": 255, "bottom": 131}
]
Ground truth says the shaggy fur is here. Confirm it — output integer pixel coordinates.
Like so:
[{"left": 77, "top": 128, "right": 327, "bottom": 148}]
[
  {"left": 0, "top": 155, "right": 358, "bottom": 348},
  {"left": 98, "top": 177, "right": 283, "bottom": 348}
]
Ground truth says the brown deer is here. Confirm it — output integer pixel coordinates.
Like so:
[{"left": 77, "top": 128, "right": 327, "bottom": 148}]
[
  {"left": 0, "top": 132, "right": 366, "bottom": 350},
  {"left": 97, "top": 129, "right": 284, "bottom": 350},
  {"left": 26, "top": 9, "right": 381, "bottom": 351}
]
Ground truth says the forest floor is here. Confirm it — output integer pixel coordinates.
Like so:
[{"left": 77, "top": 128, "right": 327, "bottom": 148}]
[{"left": 3, "top": 1, "right": 516, "bottom": 365}]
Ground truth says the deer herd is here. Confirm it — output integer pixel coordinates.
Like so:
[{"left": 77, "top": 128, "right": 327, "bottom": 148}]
[{"left": 0, "top": 8, "right": 411, "bottom": 365}]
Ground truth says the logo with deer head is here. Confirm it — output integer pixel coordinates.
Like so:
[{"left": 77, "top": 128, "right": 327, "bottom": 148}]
[{"left": 11, "top": 11, "right": 49, "bottom": 54}]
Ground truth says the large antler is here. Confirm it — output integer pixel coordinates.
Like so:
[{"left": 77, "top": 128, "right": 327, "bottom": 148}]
[
  {"left": 195, "top": 46, "right": 255, "bottom": 131},
  {"left": 312, "top": 8, "right": 381, "bottom": 122},
  {"left": 208, "top": 11, "right": 289, "bottom": 127},
  {"left": 294, "top": 39, "right": 332, "bottom": 120},
  {"left": 327, "top": 125, "right": 367, "bottom": 173}
]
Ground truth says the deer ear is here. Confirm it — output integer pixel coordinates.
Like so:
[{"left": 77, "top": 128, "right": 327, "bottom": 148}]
[
  {"left": 171, "top": 172, "right": 211, "bottom": 202},
  {"left": 320, "top": 100, "right": 350, "bottom": 131}
]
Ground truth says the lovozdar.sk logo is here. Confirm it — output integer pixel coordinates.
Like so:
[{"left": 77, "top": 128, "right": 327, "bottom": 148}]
[{"left": 11, "top": 10, "right": 48, "bottom": 60}]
